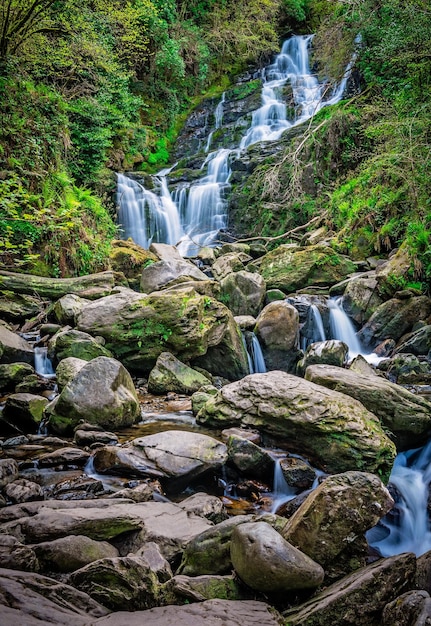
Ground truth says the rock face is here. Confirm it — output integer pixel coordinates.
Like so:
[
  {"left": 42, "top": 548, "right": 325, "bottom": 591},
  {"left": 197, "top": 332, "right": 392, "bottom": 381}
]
[
  {"left": 49, "top": 328, "right": 112, "bottom": 362},
  {"left": 281, "top": 472, "right": 394, "bottom": 569},
  {"left": 250, "top": 244, "right": 356, "bottom": 293},
  {"left": 230, "top": 522, "right": 324, "bottom": 592},
  {"left": 197, "top": 371, "right": 396, "bottom": 478},
  {"left": 305, "top": 364, "right": 431, "bottom": 450},
  {"left": 254, "top": 301, "right": 301, "bottom": 372},
  {"left": 148, "top": 352, "right": 209, "bottom": 395},
  {"left": 93, "top": 430, "right": 227, "bottom": 490},
  {"left": 48, "top": 356, "right": 140, "bottom": 434},
  {"left": 76, "top": 287, "right": 249, "bottom": 379},
  {"left": 283, "top": 552, "right": 416, "bottom": 626}
]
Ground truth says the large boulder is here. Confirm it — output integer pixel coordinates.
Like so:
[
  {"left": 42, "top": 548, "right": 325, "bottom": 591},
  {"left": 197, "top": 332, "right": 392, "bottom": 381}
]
[
  {"left": 357, "top": 295, "right": 431, "bottom": 350},
  {"left": 342, "top": 274, "right": 384, "bottom": 325},
  {"left": 52, "top": 294, "right": 91, "bottom": 325},
  {"left": 249, "top": 244, "right": 356, "bottom": 292},
  {"left": 197, "top": 371, "right": 396, "bottom": 478},
  {"left": 0, "top": 362, "right": 35, "bottom": 392},
  {"left": 230, "top": 522, "right": 324, "bottom": 592},
  {"left": 110, "top": 239, "right": 158, "bottom": 290},
  {"left": 283, "top": 553, "right": 416, "bottom": 626},
  {"left": 395, "top": 324, "right": 431, "bottom": 356},
  {"left": 140, "top": 259, "right": 209, "bottom": 293},
  {"left": 219, "top": 270, "right": 266, "bottom": 317},
  {"left": 92, "top": 430, "right": 227, "bottom": 490},
  {"left": 0, "top": 324, "right": 34, "bottom": 364},
  {"left": 305, "top": 364, "right": 431, "bottom": 450},
  {"left": 76, "top": 287, "right": 249, "bottom": 379},
  {"left": 281, "top": 472, "right": 394, "bottom": 571},
  {"left": 47, "top": 356, "right": 140, "bottom": 434},
  {"left": 296, "top": 340, "right": 348, "bottom": 376},
  {"left": 2, "top": 393, "right": 48, "bottom": 432},
  {"left": 148, "top": 352, "right": 209, "bottom": 395},
  {"left": 254, "top": 301, "right": 301, "bottom": 372},
  {"left": 33, "top": 535, "right": 119, "bottom": 573},
  {"left": 0, "top": 535, "right": 39, "bottom": 571}
]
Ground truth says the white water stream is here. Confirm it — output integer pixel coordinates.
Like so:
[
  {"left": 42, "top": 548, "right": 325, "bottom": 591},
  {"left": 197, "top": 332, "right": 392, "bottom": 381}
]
[
  {"left": 34, "top": 346, "right": 55, "bottom": 378},
  {"left": 117, "top": 34, "right": 355, "bottom": 256}
]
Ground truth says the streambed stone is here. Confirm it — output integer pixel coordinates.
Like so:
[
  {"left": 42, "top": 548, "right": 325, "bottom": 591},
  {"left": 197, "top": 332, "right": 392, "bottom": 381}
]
[
  {"left": 92, "top": 430, "right": 227, "bottom": 489},
  {"left": 197, "top": 371, "right": 396, "bottom": 477},
  {"left": 148, "top": 351, "right": 209, "bottom": 395},
  {"left": 33, "top": 535, "right": 119, "bottom": 573},
  {"left": 305, "top": 363, "right": 431, "bottom": 450},
  {"left": 230, "top": 522, "right": 324, "bottom": 592}
]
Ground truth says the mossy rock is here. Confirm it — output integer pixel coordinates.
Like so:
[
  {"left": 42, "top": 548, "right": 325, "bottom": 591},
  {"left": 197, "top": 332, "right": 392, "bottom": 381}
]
[{"left": 110, "top": 239, "right": 158, "bottom": 291}]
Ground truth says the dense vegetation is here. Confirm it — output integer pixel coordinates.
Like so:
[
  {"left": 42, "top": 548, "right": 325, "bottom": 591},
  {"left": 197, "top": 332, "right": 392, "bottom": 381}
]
[{"left": 0, "top": 0, "right": 430, "bottom": 287}]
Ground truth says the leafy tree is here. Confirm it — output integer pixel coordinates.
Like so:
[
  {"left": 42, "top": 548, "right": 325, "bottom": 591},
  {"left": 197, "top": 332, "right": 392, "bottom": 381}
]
[{"left": 0, "top": 0, "right": 63, "bottom": 65}]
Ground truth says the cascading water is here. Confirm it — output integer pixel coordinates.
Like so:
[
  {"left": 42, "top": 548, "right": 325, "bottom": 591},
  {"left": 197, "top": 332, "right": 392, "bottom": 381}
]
[
  {"left": 367, "top": 440, "right": 431, "bottom": 557},
  {"left": 34, "top": 347, "right": 55, "bottom": 378},
  {"left": 328, "top": 296, "right": 363, "bottom": 358},
  {"left": 117, "top": 34, "right": 355, "bottom": 257},
  {"left": 242, "top": 331, "right": 267, "bottom": 374},
  {"left": 300, "top": 304, "right": 326, "bottom": 351}
]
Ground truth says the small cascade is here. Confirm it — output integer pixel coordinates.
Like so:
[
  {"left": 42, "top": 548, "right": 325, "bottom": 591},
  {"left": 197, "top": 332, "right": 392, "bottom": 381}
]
[
  {"left": 117, "top": 34, "right": 355, "bottom": 257},
  {"left": 269, "top": 457, "right": 297, "bottom": 514},
  {"left": 34, "top": 347, "right": 55, "bottom": 378},
  {"left": 367, "top": 440, "right": 431, "bottom": 557},
  {"left": 242, "top": 331, "right": 267, "bottom": 374},
  {"left": 328, "top": 296, "right": 363, "bottom": 358},
  {"left": 301, "top": 304, "right": 327, "bottom": 351}
]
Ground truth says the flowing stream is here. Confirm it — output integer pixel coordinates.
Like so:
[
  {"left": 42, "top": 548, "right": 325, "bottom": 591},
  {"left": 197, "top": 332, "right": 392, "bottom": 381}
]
[{"left": 117, "top": 34, "right": 355, "bottom": 256}]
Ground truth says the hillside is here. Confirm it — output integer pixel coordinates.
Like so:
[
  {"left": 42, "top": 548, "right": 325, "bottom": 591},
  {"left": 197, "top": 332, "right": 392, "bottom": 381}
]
[{"left": 0, "top": 0, "right": 430, "bottom": 289}]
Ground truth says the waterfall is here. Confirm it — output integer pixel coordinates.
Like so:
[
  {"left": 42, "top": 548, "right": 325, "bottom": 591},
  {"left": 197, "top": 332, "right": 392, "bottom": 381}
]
[
  {"left": 242, "top": 331, "right": 267, "bottom": 374},
  {"left": 270, "top": 458, "right": 297, "bottom": 513},
  {"left": 367, "top": 440, "right": 431, "bottom": 557},
  {"left": 301, "top": 304, "right": 326, "bottom": 351},
  {"left": 34, "top": 347, "right": 55, "bottom": 378},
  {"left": 328, "top": 297, "right": 362, "bottom": 358},
  {"left": 117, "top": 34, "right": 355, "bottom": 257}
]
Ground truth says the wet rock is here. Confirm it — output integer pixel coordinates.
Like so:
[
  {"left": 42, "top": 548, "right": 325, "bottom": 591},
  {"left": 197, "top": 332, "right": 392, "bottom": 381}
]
[
  {"left": 48, "top": 356, "right": 140, "bottom": 435},
  {"left": 34, "top": 535, "right": 119, "bottom": 573},
  {"left": 37, "top": 446, "right": 91, "bottom": 468},
  {"left": 140, "top": 259, "right": 208, "bottom": 293},
  {"left": 305, "top": 363, "right": 431, "bottom": 450},
  {"left": 283, "top": 552, "right": 416, "bottom": 626},
  {"left": 382, "top": 353, "right": 431, "bottom": 385},
  {"left": 52, "top": 293, "right": 91, "bottom": 325},
  {"left": 0, "top": 362, "right": 35, "bottom": 392},
  {"left": 74, "top": 428, "right": 118, "bottom": 447},
  {"left": 162, "top": 574, "right": 244, "bottom": 604},
  {"left": 2, "top": 392, "right": 48, "bottom": 432},
  {"left": 149, "top": 243, "right": 183, "bottom": 262},
  {"left": 179, "top": 492, "right": 228, "bottom": 524},
  {"left": 4, "top": 479, "right": 44, "bottom": 503},
  {"left": 93, "top": 598, "right": 282, "bottom": 626},
  {"left": 281, "top": 471, "right": 394, "bottom": 570},
  {"left": 107, "top": 481, "right": 162, "bottom": 503},
  {"left": 0, "top": 535, "right": 39, "bottom": 571},
  {"left": 375, "top": 245, "right": 414, "bottom": 298},
  {"left": 0, "top": 291, "right": 41, "bottom": 322},
  {"left": 219, "top": 270, "right": 266, "bottom": 317},
  {"left": 296, "top": 339, "right": 348, "bottom": 375},
  {"left": 197, "top": 371, "right": 396, "bottom": 478},
  {"left": 0, "top": 458, "right": 19, "bottom": 489},
  {"left": 49, "top": 328, "right": 113, "bottom": 362},
  {"left": 148, "top": 352, "right": 209, "bottom": 395},
  {"left": 382, "top": 589, "right": 431, "bottom": 625},
  {"left": 357, "top": 295, "right": 431, "bottom": 350},
  {"left": 132, "top": 542, "right": 173, "bottom": 582},
  {"left": 231, "top": 522, "right": 324, "bottom": 592},
  {"left": 0, "top": 567, "right": 109, "bottom": 625},
  {"left": 416, "top": 549, "right": 431, "bottom": 592},
  {"left": 45, "top": 474, "right": 105, "bottom": 500},
  {"left": 191, "top": 384, "right": 219, "bottom": 414},
  {"left": 279, "top": 457, "right": 316, "bottom": 490},
  {"left": 254, "top": 301, "right": 301, "bottom": 372},
  {"left": 0, "top": 324, "right": 34, "bottom": 364},
  {"left": 93, "top": 430, "right": 227, "bottom": 489},
  {"left": 249, "top": 244, "right": 356, "bottom": 293},
  {"left": 226, "top": 435, "right": 274, "bottom": 480},
  {"left": 395, "top": 325, "right": 431, "bottom": 357},
  {"left": 221, "top": 427, "right": 261, "bottom": 445}
]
